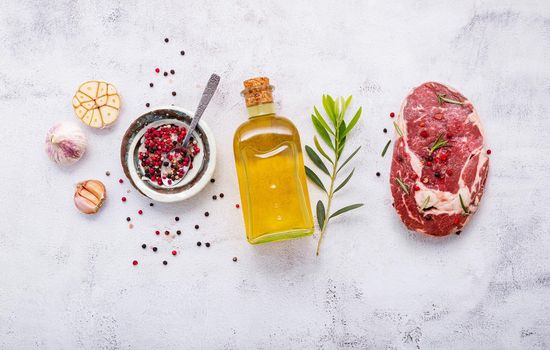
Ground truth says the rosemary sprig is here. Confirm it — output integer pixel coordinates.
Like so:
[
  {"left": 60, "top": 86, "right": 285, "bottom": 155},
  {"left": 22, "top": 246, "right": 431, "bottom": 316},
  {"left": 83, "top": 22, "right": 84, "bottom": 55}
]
[
  {"left": 395, "top": 177, "right": 409, "bottom": 194},
  {"left": 459, "top": 194, "right": 470, "bottom": 215},
  {"left": 305, "top": 95, "right": 364, "bottom": 256},
  {"left": 436, "top": 93, "right": 464, "bottom": 105},
  {"left": 381, "top": 140, "right": 391, "bottom": 157},
  {"left": 429, "top": 133, "right": 448, "bottom": 155},
  {"left": 393, "top": 121, "right": 404, "bottom": 137}
]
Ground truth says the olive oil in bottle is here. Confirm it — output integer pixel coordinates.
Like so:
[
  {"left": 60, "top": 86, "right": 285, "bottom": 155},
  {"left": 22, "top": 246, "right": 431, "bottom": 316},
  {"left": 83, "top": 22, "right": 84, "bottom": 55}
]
[{"left": 233, "top": 77, "right": 314, "bottom": 244}]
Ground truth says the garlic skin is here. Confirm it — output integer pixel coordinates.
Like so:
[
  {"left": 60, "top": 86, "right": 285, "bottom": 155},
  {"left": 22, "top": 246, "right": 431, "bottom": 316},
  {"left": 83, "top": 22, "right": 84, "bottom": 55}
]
[
  {"left": 45, "top": 122, "right": 87, "bottom": 165},
  {"left": 74, "top": 180, "right": 106, "bottom": 214}
]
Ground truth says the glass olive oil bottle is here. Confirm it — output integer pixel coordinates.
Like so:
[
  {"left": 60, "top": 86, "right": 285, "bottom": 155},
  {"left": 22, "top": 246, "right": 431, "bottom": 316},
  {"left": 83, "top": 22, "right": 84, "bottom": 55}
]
[{"left": 233, "top": 77, "right": 314, "bottom": 244}]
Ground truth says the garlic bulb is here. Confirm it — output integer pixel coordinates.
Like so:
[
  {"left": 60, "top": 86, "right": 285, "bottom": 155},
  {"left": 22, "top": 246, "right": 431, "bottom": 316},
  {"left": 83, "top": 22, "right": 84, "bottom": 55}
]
[
  {"left": 45, "top": 122, "right": 87, "bottom": 165},
  {"left": 74, "top": 180, "right": 106, "bottom": 214}
]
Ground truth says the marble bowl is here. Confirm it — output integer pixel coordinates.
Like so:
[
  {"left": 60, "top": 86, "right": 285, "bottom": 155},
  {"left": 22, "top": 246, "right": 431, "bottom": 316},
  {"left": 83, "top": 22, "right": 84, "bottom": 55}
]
[{"left": 120, "top": 106, "right": 216, "bottom": 202}]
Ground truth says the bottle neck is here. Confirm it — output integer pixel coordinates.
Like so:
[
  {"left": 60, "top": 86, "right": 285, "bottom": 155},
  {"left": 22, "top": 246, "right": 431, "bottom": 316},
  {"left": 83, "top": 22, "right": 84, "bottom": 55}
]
[{"left": 247, "top": 102, "right": 275, "bottom": 118}]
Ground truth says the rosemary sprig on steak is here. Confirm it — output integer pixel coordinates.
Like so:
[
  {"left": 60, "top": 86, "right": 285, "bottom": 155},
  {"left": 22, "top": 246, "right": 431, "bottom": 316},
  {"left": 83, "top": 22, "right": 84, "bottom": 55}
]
[
  {"left": 395, "top": 177, "right": 410, "bottom": 194},
  {"left": 429, "top": 133, "right": 448, "bottom": 155},
  {"left": 436, "top": 93, "right": 464, "bottom": 105},
  {"left": 420, "top": 196, "right": 431, "bottom": 211},
  {"left": 459, "top": 194, "right": 470, "bottom": 215},
  {"left": 393, "top": 121, "right": 404, "bottom": 137}
]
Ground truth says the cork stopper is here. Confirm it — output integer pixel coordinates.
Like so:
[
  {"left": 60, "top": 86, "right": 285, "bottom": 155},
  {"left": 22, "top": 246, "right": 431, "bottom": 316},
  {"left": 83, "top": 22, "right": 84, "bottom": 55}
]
[{"left": 242, "top": 77, "right": 274, "bottom": 107}]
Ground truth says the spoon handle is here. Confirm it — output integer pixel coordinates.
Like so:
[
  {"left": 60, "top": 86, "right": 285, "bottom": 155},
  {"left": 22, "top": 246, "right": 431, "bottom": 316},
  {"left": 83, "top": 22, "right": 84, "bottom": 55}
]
[{"left": 182, "top": 73, "right": 220, "bottom": 147}]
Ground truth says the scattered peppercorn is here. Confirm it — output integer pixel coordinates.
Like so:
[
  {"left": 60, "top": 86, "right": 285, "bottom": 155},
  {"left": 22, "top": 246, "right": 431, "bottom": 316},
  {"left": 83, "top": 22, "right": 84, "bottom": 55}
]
[
  {"left": 149, "top": 83, "right": 154, "bottom": 87},
  {"left": 163, "top": 260, "right": 168, "bottom": 265},
  {"left": 219, "top": 193, "right": 224, "bottom": 198},
  {"left": 210, "top": 178, "right": 215, "bottom": 183},
  {"left": 383, "top": 128, "right": 387, "bottom": 133},
  {"left": 197, "top": 241, "right": 202, "bottom": 246},
  {"left": 105, "top": 171, "right": 110, "bottom": 176},
  {"left": 155, "top": 230, "right": 160, "bottom": 235},
  {"left": 172, "top": 250, "right": 177, "bottom": 256},
  {"left": 122, "top": 197, "right": 127, "bottom": 202},
  {"left": 132, "top": 260, "right": 138, "bottom": 266},
  {"left": 172, "top": 91, "right": 177, "bottom": 96},
  {"left": 376, "top": 172, "right": 380, "bottom": 177},
  {"left": 486, "top": 149, "right": 492, "bottom": 155},
  {"left": 155, "top": 68, "right": 160, "bottom": 73},
  {"left": 164, "top": 38, "right": 169, "bottom": 43},
  {"left": 434, "top": 172, "right": 441, "bottom": 178},
  {"left": 152, "top": 247, "right": 158, "bottom": 252},
  {"left": 180, "top": 50, "right": 185, "bottom": 56},
  {"left": 176, "top": 230, "right": 181, "bottom": 235},
  {"left": 455, "top": 231, "right": 462, "bottom": 235},
  {"left": 149, "top": 203, "right": 154, "bottom": 207},
  {"left": 170, "top": 69, "right": 175, "bottom": 75},
  {"left": 175, "top": 216, "right": 180, "bottom": 221},
  {"left": 119, "top": 179, "right": 124, "bottom": 184},
  {"left": 163, "top": 72, "right": 168, "bottom": 77},
  {"left": 212, "top": 195, "right": 217, "bottom": 200},
  {"left": 236, "top": 204, "right": 240, "bottom": 209},
  {"left": 126, "top": 217, "right": 131, "bottom": 222},
  {"left": 204, "top": 212, "right": 209, "bottom": 217},
  {"left": 145, "top": 103, "right": 150, "bottom": 107},
  {"left": 205, "top": 242, "right": 211, "bottom": 248},
  {"left": 232, "top": 257, "right": 238, "bottom": 262},
  {"left": 142, "top": 244, "right": 146, "bottom": 249},
  {"left": 165, "top": 230, "right": 170, "bottom": 236},
  {"left": 138, "top": 210, "right": 143, "bottom": 215},
  {"left": 390, "top": 112, "right": 395, "bottom": 118},
  {"left": 194, "top": 225, "right": 199, "bottom": 230}
]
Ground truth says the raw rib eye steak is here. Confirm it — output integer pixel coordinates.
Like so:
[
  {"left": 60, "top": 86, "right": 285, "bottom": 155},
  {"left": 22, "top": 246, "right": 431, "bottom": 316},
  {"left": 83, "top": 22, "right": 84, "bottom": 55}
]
[{"left": 390, "top": 82, "right": 489, "bottom": 236}]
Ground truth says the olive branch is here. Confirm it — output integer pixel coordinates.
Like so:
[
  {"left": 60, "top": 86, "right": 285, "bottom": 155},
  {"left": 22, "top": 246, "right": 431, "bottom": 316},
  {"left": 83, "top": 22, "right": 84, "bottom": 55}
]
[{"left": 305, "top": 95, "right": 364, "bottom": 256}]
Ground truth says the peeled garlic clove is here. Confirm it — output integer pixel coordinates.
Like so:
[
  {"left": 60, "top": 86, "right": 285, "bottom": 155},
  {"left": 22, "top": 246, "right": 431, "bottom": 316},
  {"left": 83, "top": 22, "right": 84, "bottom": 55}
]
[{"left": 74, "top": 180, "right": 106, "bottom": 214}]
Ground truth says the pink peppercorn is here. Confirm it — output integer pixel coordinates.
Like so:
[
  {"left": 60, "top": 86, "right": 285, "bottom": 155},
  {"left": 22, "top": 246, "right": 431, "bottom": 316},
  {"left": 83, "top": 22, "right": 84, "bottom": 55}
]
[
  {"left": 132, "top": 260, "right": 138, "bottom": 266},
  {"left": 390, "top": 112, "right": 395, "bottom": 118},
  {"left": 138, "top": 210, "right": 143, "bottom": 215},
  {"left": 486, "top": 149, "right": 492, "bottom": 155},
  {"left": 121, "top": 197, "right": 127, "bottom": 202},
  {"left": 172, "top": 250, "right": 177, "bottom": 256},
  {"left": 119, "top": 179, "right": 124, "bottom": 184}
]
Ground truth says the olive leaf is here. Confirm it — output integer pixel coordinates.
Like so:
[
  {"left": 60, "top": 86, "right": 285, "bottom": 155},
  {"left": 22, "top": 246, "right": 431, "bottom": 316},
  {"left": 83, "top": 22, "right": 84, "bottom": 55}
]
[
  {"left": 305, "top": 95, "right": 365, "bottom": 256},
  {"left": 305, "top": 145, "right": 330, "bottom": 175}
]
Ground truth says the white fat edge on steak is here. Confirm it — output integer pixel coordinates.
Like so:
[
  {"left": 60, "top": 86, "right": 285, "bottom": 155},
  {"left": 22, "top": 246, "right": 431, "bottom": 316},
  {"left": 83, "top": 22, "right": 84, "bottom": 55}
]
[{"left": 397, "top": 86, "right": 488, "bottom": 217}]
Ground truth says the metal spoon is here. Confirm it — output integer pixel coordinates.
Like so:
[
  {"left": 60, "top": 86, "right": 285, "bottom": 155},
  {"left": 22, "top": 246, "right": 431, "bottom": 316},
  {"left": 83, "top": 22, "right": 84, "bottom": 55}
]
[{"left": 176, "top": 73, "right": 220, "bottom": 181}]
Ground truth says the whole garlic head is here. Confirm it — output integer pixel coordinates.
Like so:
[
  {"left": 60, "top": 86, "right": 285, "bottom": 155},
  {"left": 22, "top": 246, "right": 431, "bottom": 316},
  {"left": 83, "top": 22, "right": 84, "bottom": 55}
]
[
  {"left": 74, "top": 180, "right": 106, "bottom": 214},
  {"left": 45, "top": 122, "right": 87, "bottom": 165}
]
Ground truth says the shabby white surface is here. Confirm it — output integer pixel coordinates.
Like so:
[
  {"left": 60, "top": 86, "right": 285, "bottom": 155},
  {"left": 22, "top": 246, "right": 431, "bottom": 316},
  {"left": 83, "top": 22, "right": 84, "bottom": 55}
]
[{"left": 1, "top": 1, "right": 549, "bottom": 349}]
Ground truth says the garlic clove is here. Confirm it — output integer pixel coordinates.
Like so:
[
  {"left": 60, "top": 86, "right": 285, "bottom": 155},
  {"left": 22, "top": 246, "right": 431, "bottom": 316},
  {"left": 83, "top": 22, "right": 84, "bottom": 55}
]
[{"left": 74, "top": 180, "right": 106, "bottom": 214}]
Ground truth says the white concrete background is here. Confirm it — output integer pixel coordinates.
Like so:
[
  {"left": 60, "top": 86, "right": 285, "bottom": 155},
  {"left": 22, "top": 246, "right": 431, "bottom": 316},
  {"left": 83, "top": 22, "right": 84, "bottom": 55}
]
[{"left": 1, "top": 0, "right": 549, "bottom": 349}]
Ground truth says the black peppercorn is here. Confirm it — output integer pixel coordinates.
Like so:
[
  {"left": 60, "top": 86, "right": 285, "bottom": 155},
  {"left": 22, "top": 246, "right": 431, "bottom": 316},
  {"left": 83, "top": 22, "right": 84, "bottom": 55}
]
[
  {"left": 212, "top": 195, "right": 217, "bottom": 200},
  {"left": 149, "top": 83, "right": 154, "bottom": 87},
  {"left": 164, "top": 38, "right": 169, "bottom": 43},
  {"left": 205, "top": 242, "right": 211, "bottom": 247},
  {"left": 126, "top": 217, "right": 131, "bottom": 222},
  {"left": 170, "top": 69, "right": 175, "bottom": 75},
  {"left": 163, "top": 260, "right": 168, "bottom": 265},
  {"left": 175, "top": 216, "right": 179, "bottom": 221},
  {"left": 197, "top": 241, "right": 202, "bottom": 246},
  {"left": 176, "top": 230, "right": 181, "bottom": 235},
  {"left": 180, "top": 50, "right": 185, "bottom": 56},
  {"left": 434, "top": 172, "right": 441, "bottom": 178},
  {"left": 165, "top": 230, "right": 170, "bottom": 235},
  {"left": 142, "top": 244, "right": 146, "bottom": 249},
  {"left": 232, "top": 257, "right": 238, "bottom": 262},
  {"left": 210, "top": 178, "right": 215, "bottom": 183},
  {"left": 204, "top": 212, "right": 209, "bottom": 217},
  {"left": 383, "top": 128, "right": 387, "bottom": 133},
  {"left": 145, "top": 103, "right": 150, "bottom": 107},
  {"left": 427, "top": 155, "right": 434, "bottom": 161},
  {"left": 163, "top": 72, "right": 168, "bottom": 77},
  {"left": 164, "top": 162, "right": 169, "bottom": 166},
  {"left": 149, "top": 203, "right": 154, "bottom": 207},
  {"left": 376, "top": 172, "right": 380, "bottom": 177},
  {"left": 194, "top": 225, "right": 199, "bottom": 230},
  {"left": 455, "top": 230, "right": 462, "bottom": 235},
  {"left": 219, "top": 193, "right": 224, "bottom": 198},
  {"left": 152, "top": 247, "right": 158, "bottom": 252},
  {"left": 172, "top": 91, "right": 176, "bottom": 96}
]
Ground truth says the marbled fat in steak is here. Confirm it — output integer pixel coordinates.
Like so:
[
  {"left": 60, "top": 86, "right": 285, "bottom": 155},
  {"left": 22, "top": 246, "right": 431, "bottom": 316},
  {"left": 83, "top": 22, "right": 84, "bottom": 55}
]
[{"left": 390, "top": 82, "right": 489, "bottom": 236}]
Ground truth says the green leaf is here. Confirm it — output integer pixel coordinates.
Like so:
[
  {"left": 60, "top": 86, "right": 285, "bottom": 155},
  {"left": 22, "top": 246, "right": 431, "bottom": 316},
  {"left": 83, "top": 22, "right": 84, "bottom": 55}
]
[
  {"left": 312, "top": 115, "right": 334, "bottom": 150},
  {"left": 329, "top": 203, "right": 364, "bottom": 219},
  {"left": 313, "top": 107, "right": 334, "bottom": 135},
  {"left": 343, "top": 107, "right": 362, "bottom": 137},
  {"left": 343, "top": 95, "right": 352, "bottom": 116},
  {"left": 420, "top": 196, "right": 431, "bottom": 211},
  {"left": 337, "top": 146, "right": 361, "bottom": 173},
  {"left": 393, "top": 121, "right": 404, "bottom": 137},
  {"left": 316, "top": 200, "right": 326, "bottom": 229},
  {"left": 437, "top": 93, "right": 464, "bottom": 105},
  {"left": 305, "top": 166, "right": 327, "bottom": 192},
  {"left": 305, "top": 145, "right": 330, "bottom": 175},
  {"left": 334, "top": 168, "right": 354, "bottom": 193},
  {"left": 395, "top": 177, "right": 410, "bottom": 194},
  {"left": 459, "top": 194, "right": 470, "bottom": 214},
  {"left": 381, "top": 140, "right": 391, "bottom": 157},
  {"left": 314, "top": 136, "right": 333, "bottom": 165},
  {"left": 323, "top": 95, "right": 337, "bottom": 126}
]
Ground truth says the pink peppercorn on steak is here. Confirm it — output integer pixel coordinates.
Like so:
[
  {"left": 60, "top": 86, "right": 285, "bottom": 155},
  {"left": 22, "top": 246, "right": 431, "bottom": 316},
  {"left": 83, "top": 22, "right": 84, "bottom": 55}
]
[{"left": 390, "top": 82, "right": 489, "bottom": 236}]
